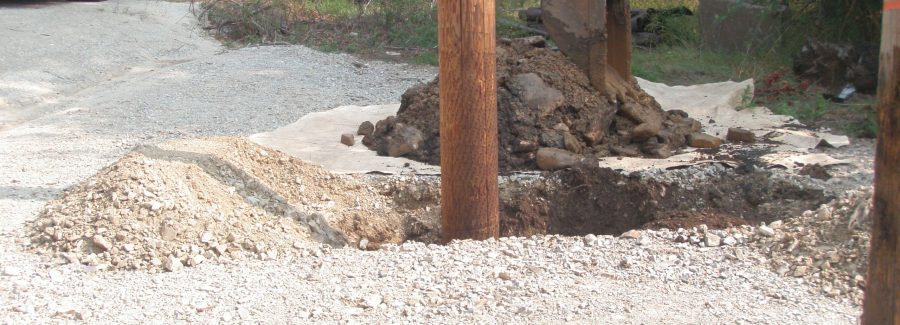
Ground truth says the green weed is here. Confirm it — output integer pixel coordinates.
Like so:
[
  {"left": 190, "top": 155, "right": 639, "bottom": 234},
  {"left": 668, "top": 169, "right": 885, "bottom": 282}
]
[{"left": 409, "top": 52, "right": 438, "bottom": 66}]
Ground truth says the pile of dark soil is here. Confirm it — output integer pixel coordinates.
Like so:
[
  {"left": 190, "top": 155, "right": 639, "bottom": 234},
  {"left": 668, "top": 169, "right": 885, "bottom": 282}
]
[{"left": 360, "top": 37, "right": 705, "bottom": 172}]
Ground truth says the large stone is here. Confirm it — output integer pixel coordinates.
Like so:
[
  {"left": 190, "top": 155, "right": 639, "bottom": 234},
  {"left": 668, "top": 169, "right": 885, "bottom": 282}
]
[
  {"left": 688, "top": 133, "right": 723, "bottom": 148},
  {"left": 385, "top": 126, "right": 424, "bottom": 157},
  {"left": 536, "top": 148, "right": 582, "bottom": 170},
  {"left": 340, "top": 133, "right": 355, "bottom": 146},
  {"left": 509, "top": 73, "right": 565, "bottom": 116},
  {"left": 357, "top": 121, "right": 375, "bottom": 136},
  {"left": 726, "top": 127, "right": 756, "bottom": 143}
]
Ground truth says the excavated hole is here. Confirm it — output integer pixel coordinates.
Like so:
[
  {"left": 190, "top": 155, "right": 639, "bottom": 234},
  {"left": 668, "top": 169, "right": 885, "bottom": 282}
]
[{"left": 391, "top": 165, "right": 831, "bottom": 240}]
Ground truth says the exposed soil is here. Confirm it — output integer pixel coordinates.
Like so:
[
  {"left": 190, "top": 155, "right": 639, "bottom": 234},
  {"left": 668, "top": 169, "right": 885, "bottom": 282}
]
[
  {"left": 498, "top": 164, "right": 829, "bottom": 237},
  {"left": 642, "top": 211, "right": 748, "bottom": 230},
  {"left": 362, "top": 37, "right": 704, "bottom": 172}
]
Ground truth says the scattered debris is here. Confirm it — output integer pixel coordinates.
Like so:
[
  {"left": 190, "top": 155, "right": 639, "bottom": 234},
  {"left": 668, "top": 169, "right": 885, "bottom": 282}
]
[{"left": 793, "top": 40, "right": 878, "bottom": 94}]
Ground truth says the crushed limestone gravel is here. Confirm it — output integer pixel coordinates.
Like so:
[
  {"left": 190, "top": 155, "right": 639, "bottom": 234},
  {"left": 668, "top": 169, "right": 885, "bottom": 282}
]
[{"left": 0, "top": 0, "right": 871, "bottom": 323}]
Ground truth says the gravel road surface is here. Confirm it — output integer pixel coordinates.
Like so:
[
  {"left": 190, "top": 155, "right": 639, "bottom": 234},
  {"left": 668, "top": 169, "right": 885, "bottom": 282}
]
[{"left": 0, "top": 0, "right": 863, "bottom": 323}]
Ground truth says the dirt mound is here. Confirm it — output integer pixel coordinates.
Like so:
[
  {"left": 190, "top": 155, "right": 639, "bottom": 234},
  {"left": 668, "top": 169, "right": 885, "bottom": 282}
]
[
  {"left": 362, "top": 37, "right": 704, "bottom": 172},
  {"left": 25, "top": 137, "right": 432, "bottom": 272}
]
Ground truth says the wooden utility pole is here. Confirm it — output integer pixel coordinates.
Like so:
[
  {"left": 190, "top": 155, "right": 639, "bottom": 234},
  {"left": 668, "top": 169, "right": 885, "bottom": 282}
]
[
  {"left": 437, "top": 0, "right": 500, "bottom": 242},
  {"left": 863, "top": 1, "right": 900, "bottom": 323}
]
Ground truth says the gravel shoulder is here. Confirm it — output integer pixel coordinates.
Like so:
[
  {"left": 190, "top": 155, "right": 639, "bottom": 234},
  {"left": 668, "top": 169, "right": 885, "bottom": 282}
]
[{"left": 0, "top": 0, "right": 865, "bottom": 323}]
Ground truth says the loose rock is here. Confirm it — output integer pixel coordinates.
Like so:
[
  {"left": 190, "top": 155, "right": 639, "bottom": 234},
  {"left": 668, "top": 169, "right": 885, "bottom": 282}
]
[
  {"left": 341, "top": 133, "right": 355, "bottom": 146},
  {"left": 535, "top": 148, "right": 582, "bottom": 170},
  {"left": 688, "top": 133, "right": 723, "bottom": 149},
  {"left": 357, "top": 121, "right": 375, "bottom": 136},
  {"left": 726, "top": 128, "right": 756, "bottom": 143},
  {"left": 704, "top": 234, "right": 722, "bottom": 247},
  {"left": 164, "top": 256, "right": 183, "bottom": 272},
  {"left": 91, "top": 235, "right": 112, "bottom": 252},
  {"left": 620, "top": 230, "right": 642, "bottom": 239},
  {"left": 722, "top": 236, "right": 737, "bottom": 246}
]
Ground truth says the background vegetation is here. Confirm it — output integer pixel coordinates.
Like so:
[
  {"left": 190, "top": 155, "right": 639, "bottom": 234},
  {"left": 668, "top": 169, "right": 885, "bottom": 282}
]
[{"left": 195, "top": 0, "right": 881, "bottom": 137}]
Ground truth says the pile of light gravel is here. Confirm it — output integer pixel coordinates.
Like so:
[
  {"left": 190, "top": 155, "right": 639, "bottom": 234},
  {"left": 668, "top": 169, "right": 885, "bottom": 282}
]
[
  {"left": 25, "top": 137, "right": 424, "bottom": 272},
  {"left": 662, "top": 187, "right": 873, "bottom": 304}
]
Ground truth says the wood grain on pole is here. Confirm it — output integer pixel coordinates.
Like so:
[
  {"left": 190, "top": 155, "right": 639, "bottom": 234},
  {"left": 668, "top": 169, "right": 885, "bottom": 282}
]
[
  {"left": 606, "top": 0, "right": 633, "bottom": 81},
  {"left": 438, "top": 0, "right": 499, "bottom": 242},
  {"left": 862, "top": 1, "right": 900, "bottom": 324}
]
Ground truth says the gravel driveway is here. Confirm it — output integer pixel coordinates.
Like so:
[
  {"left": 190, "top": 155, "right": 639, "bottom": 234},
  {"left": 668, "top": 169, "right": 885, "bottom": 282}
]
[{"left": 0, "top": 0, "right": 861, "bottom": 323}]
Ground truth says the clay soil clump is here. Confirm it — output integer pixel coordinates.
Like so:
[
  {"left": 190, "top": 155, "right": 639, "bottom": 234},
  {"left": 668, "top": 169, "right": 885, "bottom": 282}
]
[{"left": 362, "top": 37, "right": 705, "bottom": 172}]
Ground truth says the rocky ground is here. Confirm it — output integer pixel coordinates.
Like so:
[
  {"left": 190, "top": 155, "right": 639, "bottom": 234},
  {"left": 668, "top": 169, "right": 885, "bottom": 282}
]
[{"left": 0, "top": 0, "right": 874, "bottom": 324}]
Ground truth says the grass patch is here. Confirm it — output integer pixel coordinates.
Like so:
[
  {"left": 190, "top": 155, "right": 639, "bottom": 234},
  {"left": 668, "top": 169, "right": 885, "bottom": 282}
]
[
  {"left": 409, "top": 51, "right": 438, "bottom": 66},
  {"left": 633, "top": 46, "right": 777, "bottom": 85}
]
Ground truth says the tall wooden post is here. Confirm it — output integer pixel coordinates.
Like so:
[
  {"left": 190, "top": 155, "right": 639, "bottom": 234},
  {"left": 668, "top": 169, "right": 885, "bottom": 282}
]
[
  {"left": 438, "top": 0, "right": 500, "bottom": 242},
  {"left": 862, "top": 1, "right": 900, "bottom": 324}
]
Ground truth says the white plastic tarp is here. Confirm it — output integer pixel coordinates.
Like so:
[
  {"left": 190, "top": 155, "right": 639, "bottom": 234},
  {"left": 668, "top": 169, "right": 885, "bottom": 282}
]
[{"left": 251, "top": 78, "right": 851, "bottom": 174}]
